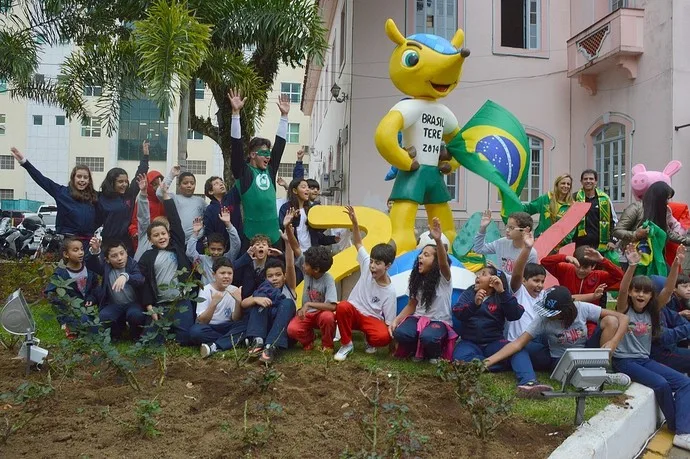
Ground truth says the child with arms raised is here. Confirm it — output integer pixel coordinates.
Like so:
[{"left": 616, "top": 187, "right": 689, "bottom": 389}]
[
  {"left": 389, "top": 218, "right": 456, "bottom": 363},
  {"left": 285, "top": 215, "right": 337, "bottom": 351},
  {"left": 187, "top": 210, "right": 241, "bottom": 285},
  {"left": 157, "top": 166, "right": 207, "bottom": 241},
  {"left": 232, "top": 234, "right": 284, "bottom": 299},
  {"left": 473, "top": 210, "right": 538, "bottom": 276},
  {"left": 612, "top": 244, "right": 690, "bottom": 451},
  {"left": 190, "top": 257, "right": 246, "bottom": 358},
  {"left": 45, "top": 237, "right": 99, "bottom": 338},
  {"left": 334, "top": 206, "right": 397, "bottom": 361},
  {"left": 138, "top": 183, "right": 196, "bottom": 345},
  {"left": 452, "top": 256, "right": 552, "bottom": 396},
  {"left": 241, "top": 220, "right": 298, "bottom": 363},
  {"left": 87, "top": 238, "right": 147, "bottom": 340}
]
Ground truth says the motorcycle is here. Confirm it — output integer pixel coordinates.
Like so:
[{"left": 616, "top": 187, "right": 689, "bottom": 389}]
[{"left": 0, "top": 215, "right": 44, "bottom": 259}]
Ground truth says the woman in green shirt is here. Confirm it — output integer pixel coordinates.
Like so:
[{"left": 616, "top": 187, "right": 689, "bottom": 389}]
[{"left": 523, "top": 174, "right": 574, "bottom": 240}]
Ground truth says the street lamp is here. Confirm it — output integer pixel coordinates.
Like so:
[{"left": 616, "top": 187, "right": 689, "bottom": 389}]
[{"left": 330, "top": 83, "right": 348, "bottom": 103}]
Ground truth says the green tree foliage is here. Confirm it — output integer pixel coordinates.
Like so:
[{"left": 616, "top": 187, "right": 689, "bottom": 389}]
[{"left": 0, "top": 0, "right": 327, "bottom": 182}]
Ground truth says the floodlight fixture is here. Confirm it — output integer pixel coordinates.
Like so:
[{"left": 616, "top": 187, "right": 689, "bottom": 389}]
[
  {"left": 2, "top": 289, "right": 49, "bottom": 374},
  {"left": 542, "top": 348, "right": 624, "bottom": 426}
]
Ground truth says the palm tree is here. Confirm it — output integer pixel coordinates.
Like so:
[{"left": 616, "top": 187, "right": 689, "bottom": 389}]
[{"left": 0, "top": 0, "right": 327, "bottom": 183}]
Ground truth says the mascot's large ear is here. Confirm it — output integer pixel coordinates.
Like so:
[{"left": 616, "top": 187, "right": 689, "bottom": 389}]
[
  {"left": 385, "top": 19, "right": 406, "bottom": 46},
  {"left": 631, "top": 163, "right": 647, "bottom": 175},
  {"left": 450, "top": 28, "right": 465, "bottom": 50},
  {"left": 663, "top": 160, "right": 682, "bottom": 177}
]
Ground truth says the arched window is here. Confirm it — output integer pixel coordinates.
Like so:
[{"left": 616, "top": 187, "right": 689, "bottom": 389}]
[
  {"left": 521, "top": 135, "right": 544, "bottom": 202},
  {"left": 593, "top": 123, "right": 626, "bottom": 201}
]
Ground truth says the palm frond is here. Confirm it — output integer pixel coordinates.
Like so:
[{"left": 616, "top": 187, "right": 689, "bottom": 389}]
[{"left": 132, "top": 0, "right": 212, "bottom": 117}]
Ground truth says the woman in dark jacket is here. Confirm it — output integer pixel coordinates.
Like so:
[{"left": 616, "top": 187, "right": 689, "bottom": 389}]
[
  {"left": 278, "top": 178, "right": 337, "bottom": 253},
  {"left": 10, "top": 147, "right": 98, "bottom": 246}
]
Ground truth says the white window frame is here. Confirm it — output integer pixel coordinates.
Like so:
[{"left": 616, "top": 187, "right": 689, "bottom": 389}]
[
  {"left": 75, "top": 156, "right": 104, "bottom": 172},
  {"left": 81, "top": 117, "right": 101, "bottom": 137},
  {"left": 593, "top": 123, "right": 626, "bottom": 202},
  {"left": 195, "top": 79, "right": 204, "bottom": 100},
  {"left": 0, "top": 155, "right": 14, "bottom": 170},
  {"left": 521, "top": 135, "right": 543, "bottom": 203},
  {"left": 525, "top": 0, "right": 540, "bottom": 50},
  {"left": 280, "top": 82, "right": 302, "bottom": 104},
  {"left": 0, "top": 78, "right": 6, "bottom": 92},
  {"left": 55, "top": 115, "right": 66, "bottom": 125},
  {"left": 611, "top": 0, "right": 628, "bottom": 12},
  {"left": 0, "top": 114, "right": 5, "bottom": 135},
  {"left": 0, "top": 189, "right": 14, "bottom": 200},
  {"left": 187, "top": 129, "right": 203, "bottom": 140},
  {"left": 181, "top": 159, "right": 206, "bottom": 175},
  {"left": 33, "top": 115, "right": 43, "bottom": 125},
  {"left": 287, "top": 123, "right": 300, "bottom": 144},
  {"left": 415, "top": 0, "right": 458, "bottom": 41},
  {"left": 444, "top": 170, "right": 459, "bottom": 201},
  {"left": 83, "top": 85, "right": 103, "bottom": 97}
]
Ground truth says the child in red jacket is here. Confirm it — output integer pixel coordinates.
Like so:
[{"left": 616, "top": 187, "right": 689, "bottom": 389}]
[
  {"left": 128, "top": 170, "right": 165, "bottom": 250},
  {"left": 541, "top": 245, "right": 624, "bottom": 336}
]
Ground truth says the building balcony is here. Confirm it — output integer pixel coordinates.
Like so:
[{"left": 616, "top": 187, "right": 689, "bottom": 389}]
[{"left": 567, "top": 8, "right": 644, "bottom": 96}]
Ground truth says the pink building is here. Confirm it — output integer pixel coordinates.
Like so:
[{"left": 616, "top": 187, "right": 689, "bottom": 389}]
[{"left": 302, "top": 0, "right": 690, "bottom": 223}]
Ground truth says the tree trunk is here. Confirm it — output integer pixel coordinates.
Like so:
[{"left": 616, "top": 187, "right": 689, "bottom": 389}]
[{"left": 177, "top": 88, "right": 190, "bottom": 192}]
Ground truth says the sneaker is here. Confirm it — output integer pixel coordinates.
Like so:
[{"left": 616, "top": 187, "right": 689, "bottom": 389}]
[
  {"left": 412, "top": 356, "right": 423, "bottom": 363},
  {"left": 248, "top": 337, "right": 264, "bottom": 358},
  {"left": 517, "top": 381, "right": 552, "bottom": 398},
  {"left": 61, "top": 324, "right": 76, "bottom": 340},
  {"left": 334, "top": 343, "right": 354, "bottom": 361},
  {"left": 259, "top": 345, "right": 276, "bottom": 364},
  {"left": 200, "top": 343, "right": 217, "bottom": 358},
  {"left": 364, "top": 343, "right": 377, "bottom": 354},
  {"left": 673, "top": 433, "right": 690, "bottom": 451},
  {"left": 428, "top": 358, "right": 439, "bottom": 365},
  {"left": 605, "top": 372, "right": 632, "bottom": 387}
]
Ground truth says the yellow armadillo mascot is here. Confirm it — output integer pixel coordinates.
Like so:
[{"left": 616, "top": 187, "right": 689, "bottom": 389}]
[{"left": 375, "top": 19, "right": 469, "bottom": 254}]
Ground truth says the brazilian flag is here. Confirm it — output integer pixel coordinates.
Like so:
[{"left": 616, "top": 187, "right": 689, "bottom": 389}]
[
  {"left": 446, "top": 100, "right": 530, "bottom": 222},
  {"left": 635, "top": 220, "right": 668, "bottom": 276}
]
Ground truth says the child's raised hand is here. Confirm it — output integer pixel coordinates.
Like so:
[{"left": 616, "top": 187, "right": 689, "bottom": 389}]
[
  {"left": 489, "top": 275, "right": 504, "bottom": 293},
  {"left": 429, "top": 217, "right": 442, "bottom": 241},
  {"left": 142, "top": 140, "right": 150, "bottom": 156},
  {"left": 565, "top": 256, "right": 580, "bottom": 268},
  {"left": 219, "top": 207, "right": 231, "bottom": 227},
  {"left": 112, "top": 275, "right": 127, "bottom": 293},
  {"left": 676, "top": 245, "right": 686, "bottom": 265},
  {"left": 136, "top": 173, "right": 147, "bottom": 192},
  {"left": 297, "top": 149, "right": 305, "bottom": 160},
  {"left": 171, "top": 165, "right": 181, "bottom": 177},
  {"left": 192, "top": 217, "right": 203, "bottom": 235},
  {"left": 480, "top": 209, "right": 492, "bottom": 229},
  {"left": 279, "top": 230, "right": 288, "bottom": 242},
  {"left": 10, "top": 147, "right": 24, "bottom": 162},
  {"left": 247, "top": 246, "right": 256, "bottom": 260},
  {"left": 159, "top": 182, "right": 170, "bottom": 199},
  {"left": 343, "top": 205, "right": 357, "bottom": 224},
  {"left": 625, "top": 243, "right": 641, "bottom": 265},
  {"left": 227, "top": 88, "right": 246, "bottom": 113},
  {"left": 283, "top": 207, "right": 297, "bottom": 228},
  {"left": 593, "top": 283, "right": 607, "bottom": 299},
  {"left": 474, "top": 288, "right": 488, "bottom": 305},
  {"left": 583, "top": 247, "right": 604, "bottom": 263},
  {"left": 268, "top": 247, "right": 283, "bottom": 257},
  {"left": 277, "top": 176, "right": 287, "bottom": 188},
  {"left": 89, "top": 236, "right": 101, "bottom": 253},
  {"left": 523, "top": 230, "right": 534, "bottom": 249}
]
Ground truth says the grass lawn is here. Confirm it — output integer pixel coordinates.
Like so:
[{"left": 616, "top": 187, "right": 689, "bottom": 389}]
[{"left": 0, "top": 300, "right": 626, "bottom": 429}]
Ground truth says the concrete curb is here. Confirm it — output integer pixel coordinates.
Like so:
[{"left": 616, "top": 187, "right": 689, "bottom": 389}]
[{"left": 549, "top": 383, "right": 658, "bottom": 459}]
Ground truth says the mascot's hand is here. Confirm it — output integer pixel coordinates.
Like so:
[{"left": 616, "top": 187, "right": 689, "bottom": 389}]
[
  {"left": 402, "top": 147, "right": 419, "bottom": 171},
  {"left": 438, "top": 161, "right": 452, "bottom": 175},
  {"left": 439, "top": 144, "right": 451, "bottom": 162}
]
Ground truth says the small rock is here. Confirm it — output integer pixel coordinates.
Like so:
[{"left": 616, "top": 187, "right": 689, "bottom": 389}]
[
  {"left": 54, "top": 433, "right": 72, "bottom": 442},
  {"left": 436, "top": 430, "right": 443, "bottom": 436},
  {"left": 186, "top": 382, "right": 194, "bottom": 389},
  {"left": 341, "top": 403, "right": 350, "bottom": 409}
]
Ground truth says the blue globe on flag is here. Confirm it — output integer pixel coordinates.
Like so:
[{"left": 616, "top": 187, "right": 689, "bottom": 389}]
[{"left": 475, "top": 135, "right": 523, "bottom": 188}]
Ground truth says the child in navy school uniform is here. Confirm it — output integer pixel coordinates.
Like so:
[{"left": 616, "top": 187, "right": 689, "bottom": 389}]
[
  {"left": 452, "top": 263, "right": 552, "bottom": 397},
  {"left": 137, "top": 183, "right": 196, "bottom": 345},
  {"left": 86, "top": 238, "right": 147, "bottom": 340},
  {"left": 45, "top": 237, "right": 99, "bottom": 338}
]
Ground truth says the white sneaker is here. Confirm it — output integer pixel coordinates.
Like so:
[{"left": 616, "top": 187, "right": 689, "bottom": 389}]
[
  {"left": 673, "top": 433, "right": 690, "bottom": 451},
  {"left": 606, "top": 373, "right": 631, "bottom": 387},
  {"left": 365, "top": 343, "right": 377, "bottom": 354},
  {"left": 200, "top": 343, "right": 217, "bottom": 358},
  {"left": 428, "top": 358, "right": 439, "bottom": 365},
  {"left": 334, "top": 343, "right": 354, "bottom": 361}
]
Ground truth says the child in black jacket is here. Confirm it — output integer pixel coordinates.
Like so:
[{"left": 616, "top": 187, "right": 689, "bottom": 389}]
[{"left": 137, "top": 183, "right": 195, "bottom": 345}]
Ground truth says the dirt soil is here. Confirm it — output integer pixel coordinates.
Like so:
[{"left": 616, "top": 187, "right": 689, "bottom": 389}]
[{"left": 0, "top": 352, "right": 572, "bottom": 459}]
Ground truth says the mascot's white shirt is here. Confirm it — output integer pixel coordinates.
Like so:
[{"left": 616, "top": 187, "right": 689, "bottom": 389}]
[{"left": 391, "top": 99, "right": 459, "bottom": 167}]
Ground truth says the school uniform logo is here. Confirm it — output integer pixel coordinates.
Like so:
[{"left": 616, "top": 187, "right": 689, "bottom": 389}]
[
  {"left": 255, "top": 173, "right": 271, "bottom": 191},
  {"left": 371, "top": 296, "right": 380, "bottom": 304},
  {"left": 487, "top": 303, "right": 498, "bottom": 314}
]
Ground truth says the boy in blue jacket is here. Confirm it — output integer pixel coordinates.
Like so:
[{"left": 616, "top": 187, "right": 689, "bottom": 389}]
[
  {"left": 87, "top": 238, "right": 147, "bottom": 340},
  {"left": 45, "top": 237, "right": 99, "bottom": 338},
  {"left": 452, "top": 266, "right": 551, "bottom": 397}
]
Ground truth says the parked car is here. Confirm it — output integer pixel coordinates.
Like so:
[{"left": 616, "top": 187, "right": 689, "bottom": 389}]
[{"left": 37, "top": 204, "right": 57, "bottom": 231}]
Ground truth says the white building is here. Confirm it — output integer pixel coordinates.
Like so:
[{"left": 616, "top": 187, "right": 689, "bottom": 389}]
[{"left": 0, "top": 44, "right": 310, "bottom": 205}]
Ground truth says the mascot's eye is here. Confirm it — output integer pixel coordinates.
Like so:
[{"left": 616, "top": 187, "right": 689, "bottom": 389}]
[{"left": 401, "top": 50, "right": 419, "bottom": 68}]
